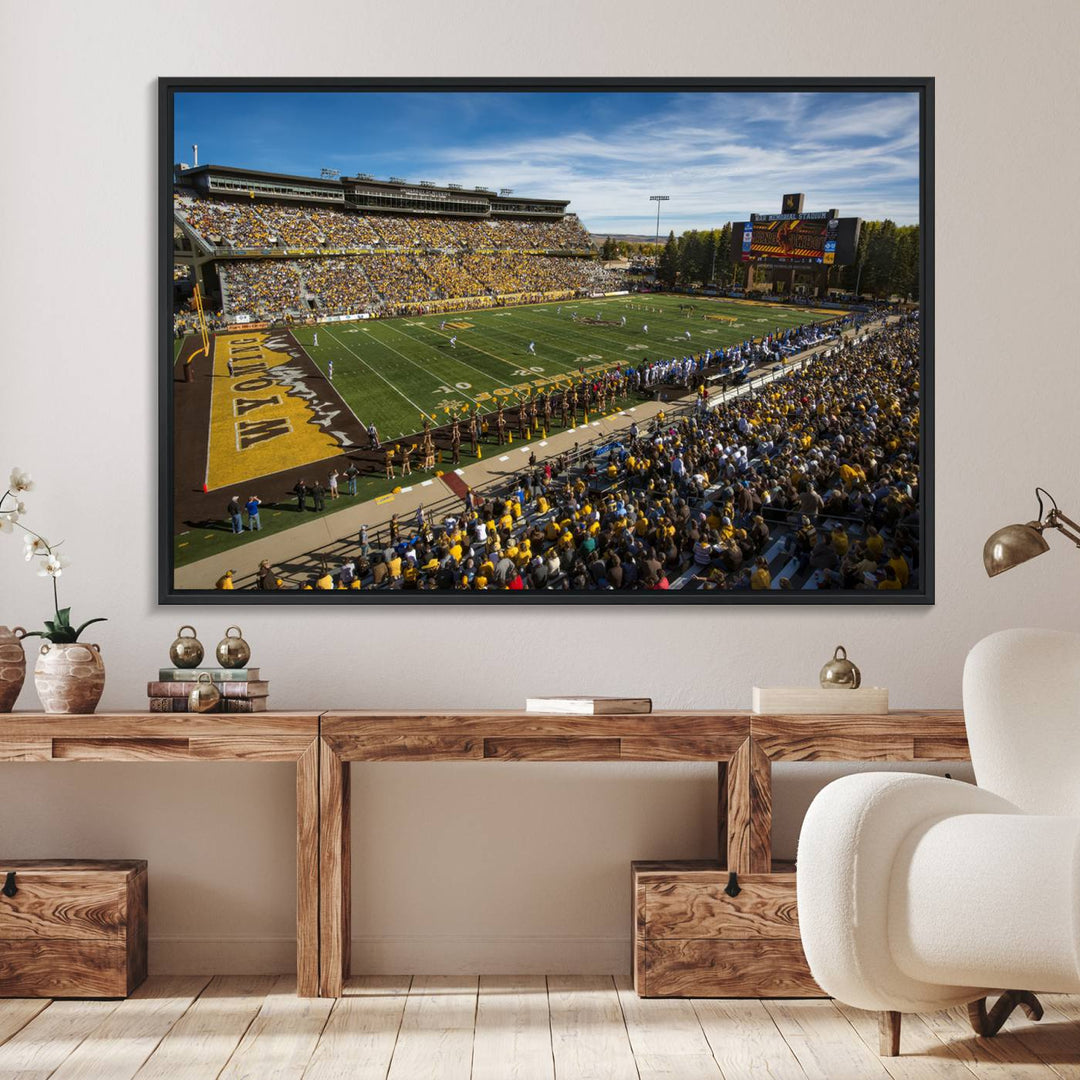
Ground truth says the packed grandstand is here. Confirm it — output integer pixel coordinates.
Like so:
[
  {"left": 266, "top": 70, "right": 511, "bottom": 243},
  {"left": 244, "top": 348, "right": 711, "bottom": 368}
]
[
  {"left": 242, "top": 316, "right": 919, "bottom": 593},
  {"left": 173, "top": 166, "right": 625, "bottom": 328}
]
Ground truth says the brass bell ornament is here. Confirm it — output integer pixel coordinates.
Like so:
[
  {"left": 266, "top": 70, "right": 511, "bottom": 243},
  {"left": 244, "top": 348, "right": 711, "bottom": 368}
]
[
  {"left": 215, "top": 626, "right": 251, "bottom": 669},
  {"left": 820, "top": 645, "right": 861, "bottom": 689},
  {"left": 188, "top": 672, "right": 221, "bottom": 713},
  {"left": 169, "top": 625, "right": 204, "bottom": 669}
]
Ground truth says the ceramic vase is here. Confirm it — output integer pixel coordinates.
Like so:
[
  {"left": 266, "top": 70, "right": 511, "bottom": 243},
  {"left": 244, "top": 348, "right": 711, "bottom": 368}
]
[
  {"left": 34, "top": 641, "right": 106, "bottom": 714},
  {"left": 0, "top": 626, "right": 27, "bottom": 713}
]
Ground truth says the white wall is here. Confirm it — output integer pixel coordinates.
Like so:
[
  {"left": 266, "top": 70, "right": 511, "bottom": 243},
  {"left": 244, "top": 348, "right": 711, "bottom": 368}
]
[{"left": 2, "top": 0, "right": 1078, "bottom": 974}]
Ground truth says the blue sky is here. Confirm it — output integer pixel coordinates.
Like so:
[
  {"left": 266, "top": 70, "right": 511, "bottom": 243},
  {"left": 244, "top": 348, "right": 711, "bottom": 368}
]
[{"left": 175, "top": 90, "right": 920, "bottom": 233}]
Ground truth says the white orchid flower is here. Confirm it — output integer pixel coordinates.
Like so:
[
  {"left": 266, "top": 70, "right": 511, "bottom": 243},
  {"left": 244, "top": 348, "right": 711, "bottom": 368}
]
[
  {"left": 8, "top": 469, "right": 33, "bottom": 493},
  {"left": 23, "top": 534, "right": 49, "bottom": 560},
  {"left": 0, "top": 510, "right": 18, "bottom": 533},
  {"left": 38, "top": 553, "right": 69, "bottom": 578}
]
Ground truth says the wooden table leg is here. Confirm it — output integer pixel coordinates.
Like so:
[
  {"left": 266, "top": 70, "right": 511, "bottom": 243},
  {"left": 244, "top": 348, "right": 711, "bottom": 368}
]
[
  {"left": 319, "top": 738, "right": 351, "bottom": 997},
  {"left": 726, "top": 738, "right": 772, "bottom": 874},
  {"left": 717, "top": 760, "right": 728, "bottom": 869},
  {"left": 296, "top": 738, "right": 320, "bottom": 997}
]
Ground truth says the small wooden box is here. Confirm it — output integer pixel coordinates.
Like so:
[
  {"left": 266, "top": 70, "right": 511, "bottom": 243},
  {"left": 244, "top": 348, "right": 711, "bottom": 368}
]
[
  {"left": 0, "top": 859, "right": 148, "bottom": 998},
  {"left": 632, "top": 860, "right": 822, "bottom": 998},
  {"left": 752, "top": 686, "right": 889, "bottom": 714}
]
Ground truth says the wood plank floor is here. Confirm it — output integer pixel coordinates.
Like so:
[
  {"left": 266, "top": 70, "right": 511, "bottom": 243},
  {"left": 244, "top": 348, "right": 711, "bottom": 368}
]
[{"left": 1, "top": 976, "right": 1078, "bottom": 1080}]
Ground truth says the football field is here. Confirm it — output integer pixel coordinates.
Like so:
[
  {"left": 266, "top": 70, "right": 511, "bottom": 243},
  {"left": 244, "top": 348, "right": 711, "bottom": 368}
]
[{"left": 288, "top": 294, "right": 841, "bottom": 441}]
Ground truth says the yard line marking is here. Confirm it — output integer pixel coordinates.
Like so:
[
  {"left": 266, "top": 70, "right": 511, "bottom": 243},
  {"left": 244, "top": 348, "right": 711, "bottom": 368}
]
[
  {"left": 455, "top": 469, "right": 464, "bottom": 475},
  {"left": 394, "top": 321, "right": 526, "bottom": 373},
  {"left": 359, "top": 323, "right": 481, "bottom": 407},
  {"left": 499, "top": 455, "right": 509, "bottom": 462},
  {"left": 421, "top": 479, "right": 433, "bottom": 487},
  {"left": 401, "top": 486, "right": 413, "bottom": 493},
  {"left": 519, "top": 447, "right": 529, "bottom": 453},
  {"left": 377, "top": 320, "right": 505, "bottom": 390},
  {"left": 297, "top": 331, "right": 369, "bottom": 433},
  {"left": 455, "top": 308, "right": 621, "bottom": 380},
  {"left": 460, "top": 314, "right": 587, "bottom": 369},
  {"left": 539, "top": 441, "right": 548, "bottom": 447},
  {"left": 319, "top": 324, "right": 433, "bottom": 418}
]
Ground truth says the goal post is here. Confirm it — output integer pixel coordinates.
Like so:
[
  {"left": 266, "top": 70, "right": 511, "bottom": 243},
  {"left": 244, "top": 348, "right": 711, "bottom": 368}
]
[{"left": 181, "top": 284, "right": 211, "bottom": 382}]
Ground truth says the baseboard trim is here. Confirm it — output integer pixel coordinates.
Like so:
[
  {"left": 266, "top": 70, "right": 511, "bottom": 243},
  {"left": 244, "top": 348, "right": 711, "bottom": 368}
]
[
  {"left": 149, "top": 934, "right": 630, "bottom": 975},
  {"left": 149, "top": 936, "right": 297, "bottom": 975},
  {"left": 352, "top": 934, "right": 630, "bottom": 975}
]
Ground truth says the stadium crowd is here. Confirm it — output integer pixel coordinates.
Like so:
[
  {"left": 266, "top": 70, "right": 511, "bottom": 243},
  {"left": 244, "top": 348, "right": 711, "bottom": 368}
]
[
  {"left": 261, "top": 317, "right": 919, "bottom": 593},
  {"left": 218, "top": 260, "right": 307, "bottom": 319},
  {"left": 299, "top": 256, "right": 376, "bottom": 313},
  {"left": 174, "top": 193, "right": 619, "bottom": 329},
  {"left": 202, "top": 252, "right": 627, "bottom": 324},
  {"left": 255, "top": 202, "right": 381, "bottom": 247},
  {"left": 177, "top": 196, "right": 274, "bottom": 248},
  {"left": 175, "top": 194, "right": 593, "bottom": 252}
]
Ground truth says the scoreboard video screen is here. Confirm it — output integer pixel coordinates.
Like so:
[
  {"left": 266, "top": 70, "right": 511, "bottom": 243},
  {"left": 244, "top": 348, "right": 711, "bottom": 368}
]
[{"left": 732, "top": 210, "right": 860, "bottom": 266}]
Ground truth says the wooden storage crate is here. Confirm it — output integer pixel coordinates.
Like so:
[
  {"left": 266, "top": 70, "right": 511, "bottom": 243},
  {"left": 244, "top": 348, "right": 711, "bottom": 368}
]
[
  {"left": 632, "top": 859, "right": 822, "bottom": 998},
  {"left": 0, "top": 859, "right": 148, "bottom": 998}
]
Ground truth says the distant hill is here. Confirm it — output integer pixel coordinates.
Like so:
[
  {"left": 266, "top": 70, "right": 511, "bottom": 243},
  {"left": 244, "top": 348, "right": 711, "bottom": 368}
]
[{"left": 590, "top": 233, "right": 658, "bottom": 245}]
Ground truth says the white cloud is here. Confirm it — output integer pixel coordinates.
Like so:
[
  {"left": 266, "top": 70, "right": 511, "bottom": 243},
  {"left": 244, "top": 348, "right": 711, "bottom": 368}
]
[{"left": 409, "top": 93, "right": 920, "bottom": 231}]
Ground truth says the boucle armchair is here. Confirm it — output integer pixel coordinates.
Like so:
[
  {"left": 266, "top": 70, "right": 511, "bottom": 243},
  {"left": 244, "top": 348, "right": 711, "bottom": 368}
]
[{"left": 797, "top": 628, "right": 1080, "bottom": 1055}]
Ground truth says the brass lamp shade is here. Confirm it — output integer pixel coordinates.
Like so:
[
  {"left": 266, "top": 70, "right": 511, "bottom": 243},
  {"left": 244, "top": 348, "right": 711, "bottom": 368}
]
[{"left": 983, "top": 522, "right": 1050, "bottom": 577}]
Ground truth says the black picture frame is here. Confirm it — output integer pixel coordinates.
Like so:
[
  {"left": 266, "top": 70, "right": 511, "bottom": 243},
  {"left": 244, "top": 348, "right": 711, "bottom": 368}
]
[{"left": 159, "top": 76, "right": 934, "bottom": 606}]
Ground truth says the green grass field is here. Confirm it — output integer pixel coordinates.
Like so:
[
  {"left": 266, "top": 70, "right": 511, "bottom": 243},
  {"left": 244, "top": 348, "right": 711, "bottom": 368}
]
[{"left": 290, "top": 294, "right": 836, "bottom": 440}]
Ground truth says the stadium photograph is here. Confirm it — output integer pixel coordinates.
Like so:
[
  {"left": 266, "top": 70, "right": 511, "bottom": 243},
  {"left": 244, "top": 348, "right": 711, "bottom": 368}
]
[{"left": 161, "top": 79, "right": 930, "bottom": 603}]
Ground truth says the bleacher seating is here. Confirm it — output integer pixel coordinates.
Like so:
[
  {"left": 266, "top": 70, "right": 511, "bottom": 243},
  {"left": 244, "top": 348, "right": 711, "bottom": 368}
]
[
  {"left": 173, "top": 194, "right": 613, "bottom": 326},
  {"left": 174, "top": 195, "right": 593, "bottom": 253}
]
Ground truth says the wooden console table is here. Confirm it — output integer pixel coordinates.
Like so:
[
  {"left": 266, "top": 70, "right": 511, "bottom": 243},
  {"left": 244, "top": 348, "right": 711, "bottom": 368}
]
[
  {"left": 0, "top": 712, "right": 322, "bottom": 997},
  {"left": 1, "top": 708, "right": 971, "bottom": 999},
  {"left": 318, "top": 709, "right": 969, "bottom": 998}
]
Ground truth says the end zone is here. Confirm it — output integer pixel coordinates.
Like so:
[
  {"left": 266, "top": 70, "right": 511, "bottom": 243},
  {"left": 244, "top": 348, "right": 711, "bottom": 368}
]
[{"left": 201, "top": 329, "right": 367, "bottom": 491}]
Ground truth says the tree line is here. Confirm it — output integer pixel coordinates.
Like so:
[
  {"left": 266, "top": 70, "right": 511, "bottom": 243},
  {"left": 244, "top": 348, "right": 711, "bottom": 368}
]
[{"left": 839, "top": 220, "right": 919, "bottom": 299}]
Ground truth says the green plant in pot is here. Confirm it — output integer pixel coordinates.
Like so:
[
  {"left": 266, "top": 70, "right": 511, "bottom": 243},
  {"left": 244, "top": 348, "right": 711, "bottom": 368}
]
[{"left": 1, "top": 468, "right": 107, "bottom": 714}]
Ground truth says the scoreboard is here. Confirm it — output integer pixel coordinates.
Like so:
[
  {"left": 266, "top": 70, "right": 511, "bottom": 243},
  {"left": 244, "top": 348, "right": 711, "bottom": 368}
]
[{"left": 732, "top": 203, "right": 860, "bottom": 266}]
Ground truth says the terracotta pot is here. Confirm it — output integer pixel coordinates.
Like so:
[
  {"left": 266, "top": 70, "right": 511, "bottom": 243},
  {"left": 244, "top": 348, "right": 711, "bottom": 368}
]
[
  {"left": 0, "top": 626, "right": 27, "bottom": 713},
  {"left": 34, "top": 642, "right": 106, "bottom": 715}
]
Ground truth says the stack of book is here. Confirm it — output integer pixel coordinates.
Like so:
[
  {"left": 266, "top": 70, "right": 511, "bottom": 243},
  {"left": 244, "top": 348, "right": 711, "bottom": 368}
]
[
  {"left": 524, "top": 696, "right": 652, "bottom": 715},
  {"left": 148, "top": 668, "right": 269, "bottom": 713}
]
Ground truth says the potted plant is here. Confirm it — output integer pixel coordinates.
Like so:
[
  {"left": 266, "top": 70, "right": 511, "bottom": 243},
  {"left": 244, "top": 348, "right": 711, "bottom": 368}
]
[{"left": 1, "top": 468, "right": 107, "bottom": 714}]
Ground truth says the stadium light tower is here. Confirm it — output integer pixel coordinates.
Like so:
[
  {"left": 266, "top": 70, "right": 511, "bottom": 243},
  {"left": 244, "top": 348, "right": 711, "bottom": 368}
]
[{"left": 649, "top": 194, "right": 670, "bottom": 266}]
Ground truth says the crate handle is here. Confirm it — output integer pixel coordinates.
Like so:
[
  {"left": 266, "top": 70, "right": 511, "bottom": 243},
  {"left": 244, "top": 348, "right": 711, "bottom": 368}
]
[
  {"left": 724, "top": 871, "right": 741, "bottom": 898},
  {"left": 2, "top": 871, "right": 15, "bottom": 898}
]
